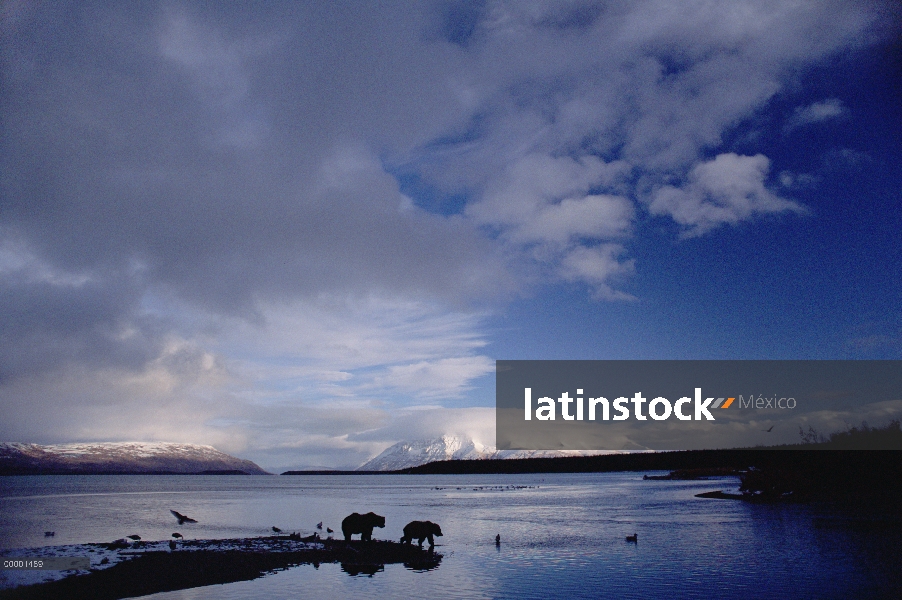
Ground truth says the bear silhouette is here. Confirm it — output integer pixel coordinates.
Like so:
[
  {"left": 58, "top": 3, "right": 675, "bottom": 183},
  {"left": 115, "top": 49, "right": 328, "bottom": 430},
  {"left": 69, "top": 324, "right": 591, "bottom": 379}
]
[
  {"left": 341, "top": 512, "right": 386, "bottom": 541},
  {"left": 400, "top": 520, "right": 443, "bottom": 547}
]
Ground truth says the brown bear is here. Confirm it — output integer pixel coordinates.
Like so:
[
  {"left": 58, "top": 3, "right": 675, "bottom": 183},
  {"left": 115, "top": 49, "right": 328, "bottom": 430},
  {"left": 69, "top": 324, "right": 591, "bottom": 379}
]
[
  {"left": 341, "top": 512, "right": 385, "bottom": 542},
  {"left": 400, "top": 520, "right": 443, "bottom": 547}
]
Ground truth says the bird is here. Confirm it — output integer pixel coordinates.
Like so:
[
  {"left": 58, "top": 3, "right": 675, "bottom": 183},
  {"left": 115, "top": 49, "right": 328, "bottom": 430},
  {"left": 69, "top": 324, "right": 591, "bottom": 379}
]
[
  {"left": 495, "top": 534, "right": 501, "bottom": 545},
  {"left": 763, "top": 425, "right": 775, "bottom": 432},
  {"left": 272, "top": 526, "right": 282, "bottom": 533},
  {"left": 171, "top": 533, "right": 183, "bottom": 539},
  {"left": 326, "top": 527, "right": 333, "bottom": 534},
  {"left": 169, "top": 540, "right": 177, "bottom": 551},
  {"left": 625, "top": 534, "right": 637, "bottom": 543},
  {"left": 44, "top": 531, "right": 55, "bottom": 537},
  {"left": 127, "top": 535, "right": 141, "bottom": 541},
  {"left": 171, "top": 510, "right": 197, "bottom": 525},
  {"left": 316, "top": 522, "right": 323, "bottom": 530}
]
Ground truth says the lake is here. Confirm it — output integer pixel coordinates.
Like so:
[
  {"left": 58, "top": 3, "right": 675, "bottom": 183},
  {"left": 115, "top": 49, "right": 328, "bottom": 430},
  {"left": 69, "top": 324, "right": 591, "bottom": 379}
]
[{"left": 1, "top": 473, "right": 900, "bottom": 598}]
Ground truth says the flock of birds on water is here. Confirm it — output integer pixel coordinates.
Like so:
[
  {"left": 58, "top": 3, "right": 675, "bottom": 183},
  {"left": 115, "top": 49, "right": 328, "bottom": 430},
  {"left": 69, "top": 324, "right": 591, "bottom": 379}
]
[{"left": 51, "top": 507, "right": 639, "bottom": 549}]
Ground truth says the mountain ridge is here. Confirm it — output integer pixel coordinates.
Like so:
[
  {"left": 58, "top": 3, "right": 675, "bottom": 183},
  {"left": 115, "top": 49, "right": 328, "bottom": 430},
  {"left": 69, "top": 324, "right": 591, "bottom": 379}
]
[
  {"left": 356, "top": 435, "right": 618, "bottom": 471},
  {"left": 0, "top": 442, "right": 269, "bottom": 475}
]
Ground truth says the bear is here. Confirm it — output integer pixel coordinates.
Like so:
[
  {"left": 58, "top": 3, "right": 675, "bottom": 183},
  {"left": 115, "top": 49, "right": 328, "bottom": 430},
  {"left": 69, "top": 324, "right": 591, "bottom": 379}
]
[
  {"left": 341, "top": 512, "right": 386, "bottom": 542},
  {"left": 400, "top": 520, "right": 443, "bottom": 547}
]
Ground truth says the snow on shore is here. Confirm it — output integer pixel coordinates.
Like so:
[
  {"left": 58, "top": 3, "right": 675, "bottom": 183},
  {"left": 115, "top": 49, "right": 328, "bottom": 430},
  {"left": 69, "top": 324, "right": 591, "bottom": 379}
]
[{"left": 0, "top": 536, "right": 324, "bottom": 590}]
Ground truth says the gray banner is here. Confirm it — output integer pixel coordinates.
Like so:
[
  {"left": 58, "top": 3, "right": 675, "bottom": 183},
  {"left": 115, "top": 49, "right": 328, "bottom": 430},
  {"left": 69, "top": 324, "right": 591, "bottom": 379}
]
[{"left": 496, "top": 360, "right": 902, "bottom": 450}]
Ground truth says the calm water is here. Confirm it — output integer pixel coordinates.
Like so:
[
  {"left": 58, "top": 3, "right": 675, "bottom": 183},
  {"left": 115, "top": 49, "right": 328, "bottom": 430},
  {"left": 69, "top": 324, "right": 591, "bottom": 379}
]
[{"left": 1, "top": 473, "right": 900, "bottom": 598}]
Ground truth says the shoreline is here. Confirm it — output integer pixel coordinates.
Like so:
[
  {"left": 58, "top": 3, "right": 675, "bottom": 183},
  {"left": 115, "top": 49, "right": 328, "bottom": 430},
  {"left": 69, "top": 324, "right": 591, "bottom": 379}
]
[{"left": 0, "top": 536, "right": 441, "bottom": 600}]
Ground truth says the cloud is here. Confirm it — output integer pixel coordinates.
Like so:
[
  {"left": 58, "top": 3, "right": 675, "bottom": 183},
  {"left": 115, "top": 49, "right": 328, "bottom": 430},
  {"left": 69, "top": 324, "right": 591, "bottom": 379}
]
[
  {"left": 0, "top": 0, "right": 894, "bottom": 467},
  {"left": 0, "top": 238, "right": 160, "bottom": 382},
  {"left": 0, "top": 291, "right": 496, "bottom": 470},
  {"left": 560, "top": 245, "right": 635, "bottom": 300},
  {"left": 465, "top": 152, "right": 634, "bottom": 291},
  {"left": 406, "top": 0, "right": 881, "bottom": 288},
  {"left": 348, "top": 405, "right": 496, "bottom": 446},
  {"left": 0, "top": 347, "right": 242, "bottom": 450},
  {"left": 238, "top": 405, "right": 499, "bottom": 471},
  {"left": 207, "top": 295, "right": 495, "bottom": 405},
  {"left": 786, "top": 98, "right": 846, "bottom": 131},
  {"left": 649, "top": 153, "right": 808, "bottom": 237},
  {"left": 378, "top": 357, "right": 495, "bottom": 399},
  {"left": 522, "top": 194, "right": 633, "bottom": 245}
]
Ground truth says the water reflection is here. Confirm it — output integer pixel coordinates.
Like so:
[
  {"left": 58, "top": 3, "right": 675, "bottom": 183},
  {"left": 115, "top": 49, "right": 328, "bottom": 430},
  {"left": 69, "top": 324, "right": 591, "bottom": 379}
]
[
  {"left": 403, "top": 553, "right": 442, "bottom": 573},
  {"left": 340, "top": 552, "right": 442, "bottom": 577},
  {"left": 341, "top": 562, "right": 384, "bottom": 577}
]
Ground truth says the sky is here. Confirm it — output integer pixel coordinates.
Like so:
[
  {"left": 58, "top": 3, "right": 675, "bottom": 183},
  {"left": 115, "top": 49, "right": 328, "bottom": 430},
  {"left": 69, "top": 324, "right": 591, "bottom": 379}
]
[{"left": 2, "top": 0, "right": 900, "bottom": 472}]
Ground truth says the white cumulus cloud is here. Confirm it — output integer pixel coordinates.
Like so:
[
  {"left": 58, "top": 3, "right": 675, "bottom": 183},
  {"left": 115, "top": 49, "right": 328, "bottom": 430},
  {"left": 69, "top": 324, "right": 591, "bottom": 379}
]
[{"left": 649, "top": 153, "right": 808, "bottom": 237}]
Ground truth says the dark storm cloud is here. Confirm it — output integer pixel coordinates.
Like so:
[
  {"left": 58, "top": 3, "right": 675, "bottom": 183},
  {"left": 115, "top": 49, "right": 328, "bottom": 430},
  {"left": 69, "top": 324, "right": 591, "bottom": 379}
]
[
  {"left": 1, "top": 1, "right": 510, "bottom": 384},
  {"left": 0, "top": 268, "right": 160, "bottom": 380}
]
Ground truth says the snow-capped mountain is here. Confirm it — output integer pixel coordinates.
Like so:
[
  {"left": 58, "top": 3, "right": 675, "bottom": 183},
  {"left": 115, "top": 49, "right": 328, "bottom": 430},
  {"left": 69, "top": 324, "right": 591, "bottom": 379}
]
[
  {"left": 357, "top": 435, "right": 493, "bottom": 471},
  {"left": 357, "top": 435, "right": 616, "bottom": 471},
  {"left": 0, "top": 442, "right": 269, "bottom": 475}
]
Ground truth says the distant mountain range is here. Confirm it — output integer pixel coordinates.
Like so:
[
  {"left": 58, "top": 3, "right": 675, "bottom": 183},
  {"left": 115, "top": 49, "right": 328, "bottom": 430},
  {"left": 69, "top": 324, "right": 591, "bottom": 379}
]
[
  {"left": 0, "top": 442, "right": 269, "bottom": 475},
  {"left": 357, "top": 435, "right": 618, "bottom": 471}
]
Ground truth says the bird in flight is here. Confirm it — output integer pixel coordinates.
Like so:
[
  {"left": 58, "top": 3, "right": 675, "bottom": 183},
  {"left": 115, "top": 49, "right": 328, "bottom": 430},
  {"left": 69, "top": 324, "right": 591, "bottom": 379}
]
[
  {"left": 763, "top": 425, "right": 775, "bottom": 432},
  {"left": 316, "top": 522, "right": 323, "bottom": 530},
  {"left": 172, "top": 533, "right": 183, "bottom": 539},
  {"left": 272, "top": 526, "right": 282, "bottom": 533},
  {"left": 127, "top": 535, "right": 141, "bottom": 541},
  {"left": 171, "top": 510, "right": 198, "bottom": 525}
]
